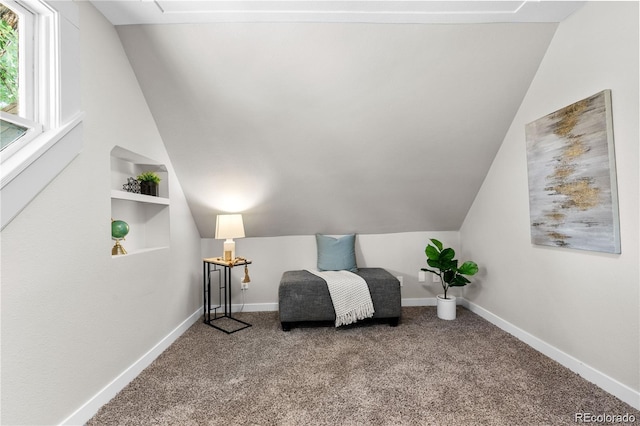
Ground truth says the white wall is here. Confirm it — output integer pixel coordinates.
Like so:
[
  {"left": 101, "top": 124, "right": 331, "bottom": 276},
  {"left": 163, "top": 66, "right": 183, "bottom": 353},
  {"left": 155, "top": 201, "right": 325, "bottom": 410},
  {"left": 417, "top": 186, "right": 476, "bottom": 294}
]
[
  {"left": 202, "top": 231, "right": 460, "bottom": 308},
  {"left": 461, "top": 0, "right": 639, "bottom": 400},
  {"left": 2, "top": 2, "right": 635, "bottom": 424},
  {"left": 0, "top": 2, "right": 202, "bottom": 424}
]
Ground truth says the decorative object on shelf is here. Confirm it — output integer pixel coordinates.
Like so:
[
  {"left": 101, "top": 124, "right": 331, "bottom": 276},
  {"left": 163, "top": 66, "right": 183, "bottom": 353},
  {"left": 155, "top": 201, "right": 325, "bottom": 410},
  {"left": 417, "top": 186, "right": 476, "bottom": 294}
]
[
  {"left": 232, "top": 256, "right": 251, "bottom": 286},
  {"left": 525, "top": 90, "right": 620, "bottom": 254},
  {"left": 137, "top": 171, "right": 161, "bottom": 196},
  {"left": 111, "top": 218, "right": 130, "bottom": 255},
  {"left": 215, "top": 214, "right": 245, "bottom": 261},
  {"left": 122, "top": 177, "right": 141, "bottom": 193},
  {"left": 111, "top": 146, "right": 170, "bottom": 255},
  {"left": 421, "top": 238, "right": 478, "bottom": 320},
  {"left": 242, "top": 265, "right": 251, "bottom": 284}
]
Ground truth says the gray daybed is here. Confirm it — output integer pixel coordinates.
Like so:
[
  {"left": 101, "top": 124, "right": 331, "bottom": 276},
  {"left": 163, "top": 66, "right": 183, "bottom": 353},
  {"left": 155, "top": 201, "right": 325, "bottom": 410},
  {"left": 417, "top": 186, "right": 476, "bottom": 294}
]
[{"left": 278, "top": 267, "right": 401, "bottom": 331}]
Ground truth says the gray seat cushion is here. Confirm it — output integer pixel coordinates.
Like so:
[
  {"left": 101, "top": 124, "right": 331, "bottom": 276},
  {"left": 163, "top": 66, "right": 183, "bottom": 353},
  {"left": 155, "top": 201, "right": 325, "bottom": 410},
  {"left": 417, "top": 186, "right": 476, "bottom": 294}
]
[{"left": 278, "top": 268, "right": 401, "bottom": 326}]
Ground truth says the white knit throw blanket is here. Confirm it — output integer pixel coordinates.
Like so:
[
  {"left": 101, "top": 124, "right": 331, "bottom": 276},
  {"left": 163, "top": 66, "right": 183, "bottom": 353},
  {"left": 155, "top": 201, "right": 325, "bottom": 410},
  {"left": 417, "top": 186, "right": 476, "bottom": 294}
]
[{"left": 306, "top": 269, "right": 375, "bottom": 327}]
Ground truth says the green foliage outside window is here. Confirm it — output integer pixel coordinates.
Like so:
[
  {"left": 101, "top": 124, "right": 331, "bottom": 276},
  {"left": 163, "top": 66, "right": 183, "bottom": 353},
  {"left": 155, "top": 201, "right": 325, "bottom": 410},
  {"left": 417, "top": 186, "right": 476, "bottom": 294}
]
[{"left": 0, "top": 5, "right": 19, "bottom": 112}]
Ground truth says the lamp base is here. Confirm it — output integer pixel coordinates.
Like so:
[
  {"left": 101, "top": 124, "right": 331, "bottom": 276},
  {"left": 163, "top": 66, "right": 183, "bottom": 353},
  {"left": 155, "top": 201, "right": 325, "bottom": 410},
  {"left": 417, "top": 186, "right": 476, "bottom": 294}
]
[{"left": 223, "top": 239, "right": 235, "bottom": 261}]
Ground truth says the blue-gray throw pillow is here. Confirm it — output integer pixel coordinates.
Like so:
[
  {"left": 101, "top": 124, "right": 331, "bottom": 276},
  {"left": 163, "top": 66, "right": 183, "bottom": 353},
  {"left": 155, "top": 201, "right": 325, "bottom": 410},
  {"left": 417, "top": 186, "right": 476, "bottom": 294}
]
[{"left": 316, "top": 234, "right": 358, "bottom": 272}]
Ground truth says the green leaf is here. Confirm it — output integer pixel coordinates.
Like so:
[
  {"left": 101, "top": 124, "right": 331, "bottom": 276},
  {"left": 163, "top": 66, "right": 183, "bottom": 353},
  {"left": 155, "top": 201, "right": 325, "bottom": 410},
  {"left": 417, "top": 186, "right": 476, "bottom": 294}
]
[
  {"left": 425, "top": 244, "right": 440, "bottom": 260},
  {"left": 426, "top": 258, "right": 442, "bottom": 269},
  {"left": 440, "top": 248, "right": 455, "bottom": 262},
  {"left": 430, "top": 238, "right": 443, "bottom": 251},
  {"left": 443, "top": 270, "right": 456, "bottom": 283},
  {"left": 137, "top": 171, "right": 161, "bottom": 183},
  {"left": 453, "top": 275, "right": 470, "bottom": 285},
  {"left": 458, "top": 261, "right": 478, "bottom": 276},
  {"left": 437, "top": 256, "right": 454, "bottom": 268}
]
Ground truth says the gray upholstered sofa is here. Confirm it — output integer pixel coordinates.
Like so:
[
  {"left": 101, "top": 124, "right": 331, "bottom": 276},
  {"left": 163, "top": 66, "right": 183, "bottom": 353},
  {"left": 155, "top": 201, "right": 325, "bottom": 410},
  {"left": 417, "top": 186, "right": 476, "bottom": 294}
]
[{"left": 278, "top": 267, "right": 401, "bottom": 331}]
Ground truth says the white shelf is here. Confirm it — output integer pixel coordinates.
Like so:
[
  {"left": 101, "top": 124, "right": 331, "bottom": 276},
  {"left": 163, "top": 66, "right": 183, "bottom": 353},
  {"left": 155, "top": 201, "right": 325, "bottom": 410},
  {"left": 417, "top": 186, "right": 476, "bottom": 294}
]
[
  {"left": 111, "top": 146, "right": 168, "bottom": 170},
  {"left": 111, "top": 190, "right": 170, "bottom": 205},
  {"left": 111, "top": 246, "right": 169, "bottom": 258},
  {"left": 110, "top": 146, "right": 170, "bottom": 256}
]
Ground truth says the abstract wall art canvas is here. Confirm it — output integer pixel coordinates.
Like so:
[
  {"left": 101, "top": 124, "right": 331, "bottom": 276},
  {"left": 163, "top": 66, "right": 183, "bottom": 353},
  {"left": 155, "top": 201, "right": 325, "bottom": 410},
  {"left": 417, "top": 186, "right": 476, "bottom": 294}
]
[{"left": 525, "top": 90, "right": 620, "bottom": 254}]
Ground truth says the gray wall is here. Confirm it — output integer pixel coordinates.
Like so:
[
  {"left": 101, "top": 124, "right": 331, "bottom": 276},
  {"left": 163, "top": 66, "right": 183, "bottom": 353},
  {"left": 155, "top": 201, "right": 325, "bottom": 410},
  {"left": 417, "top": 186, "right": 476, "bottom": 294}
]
[
  {"left": 202, "top": 231, "right": 461, "bottom": 307},
  {"left": 461, "top": 1, "right": 639, "bottom": 394},
  {"left": 0, "top": 2, "right": 202, "bottom": 424}
]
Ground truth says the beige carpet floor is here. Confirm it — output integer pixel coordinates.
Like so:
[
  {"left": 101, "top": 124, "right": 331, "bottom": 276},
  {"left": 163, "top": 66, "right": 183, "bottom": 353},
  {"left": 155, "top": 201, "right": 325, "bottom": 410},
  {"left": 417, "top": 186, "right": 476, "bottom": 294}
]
[{"left": 87, "top": 307, "right": 639, "bottom": 425}]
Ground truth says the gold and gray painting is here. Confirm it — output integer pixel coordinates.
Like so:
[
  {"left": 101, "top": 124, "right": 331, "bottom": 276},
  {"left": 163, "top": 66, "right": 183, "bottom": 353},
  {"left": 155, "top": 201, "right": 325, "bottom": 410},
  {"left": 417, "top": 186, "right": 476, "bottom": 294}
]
[{"left": 525, "top": 90, "right": 620, "bottom": 254}]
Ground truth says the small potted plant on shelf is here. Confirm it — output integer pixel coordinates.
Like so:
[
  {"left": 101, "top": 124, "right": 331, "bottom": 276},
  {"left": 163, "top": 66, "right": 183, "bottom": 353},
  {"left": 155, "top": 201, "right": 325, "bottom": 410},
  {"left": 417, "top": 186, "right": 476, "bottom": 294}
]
[
  {"left": 421, "top": 238, "right": 478, "bottom": 320},
  {"left": 137, "top": 171, "right": 161, "bottom": 196}
]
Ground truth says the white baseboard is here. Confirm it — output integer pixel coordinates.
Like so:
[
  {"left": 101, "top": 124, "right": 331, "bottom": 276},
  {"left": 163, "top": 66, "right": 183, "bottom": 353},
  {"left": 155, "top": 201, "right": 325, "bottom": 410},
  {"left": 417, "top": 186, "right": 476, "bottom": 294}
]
[
  {"left": 460, "top": 299, "right": 640, "bottom": 410},
  {"left": 401, "top": 297, "right": 436, "bottom": 306},
  {"left": 59, "top": 307, "right": 202, "bottom": 426},
  {"left": 232, "top": 302, "right": 279, "bottom": 313}
]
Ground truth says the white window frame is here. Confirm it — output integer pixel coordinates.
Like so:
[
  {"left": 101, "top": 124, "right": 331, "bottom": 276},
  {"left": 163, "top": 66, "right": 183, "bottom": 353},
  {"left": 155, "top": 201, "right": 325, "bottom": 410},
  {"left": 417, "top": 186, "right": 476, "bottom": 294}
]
[
  {"left": 1, "top": 0, "right": 84, "bottom": 230},
  {"left": 1, "top": 0, "right": 55, "bottom": 159}
]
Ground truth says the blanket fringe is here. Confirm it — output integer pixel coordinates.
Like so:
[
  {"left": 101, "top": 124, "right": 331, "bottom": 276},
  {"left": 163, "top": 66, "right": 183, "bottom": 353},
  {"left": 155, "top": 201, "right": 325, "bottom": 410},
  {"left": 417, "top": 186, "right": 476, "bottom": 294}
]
[{"left": 335, "top": 302, "right": 375, "bottom": 327}]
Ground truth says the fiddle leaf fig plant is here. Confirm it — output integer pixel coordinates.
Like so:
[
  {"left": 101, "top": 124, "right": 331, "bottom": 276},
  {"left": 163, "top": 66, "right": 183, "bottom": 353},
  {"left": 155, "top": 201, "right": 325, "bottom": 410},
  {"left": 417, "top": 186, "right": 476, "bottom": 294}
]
[{"left": 421, "top": 238, "right": 478, "bottom": 300}]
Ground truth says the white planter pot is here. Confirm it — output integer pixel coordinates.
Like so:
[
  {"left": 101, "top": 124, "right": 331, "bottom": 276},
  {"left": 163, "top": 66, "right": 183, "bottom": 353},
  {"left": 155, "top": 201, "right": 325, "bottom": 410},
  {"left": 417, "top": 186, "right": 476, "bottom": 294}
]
[{"left": 436, "top": 294, "right": 457, "bottom": 320}]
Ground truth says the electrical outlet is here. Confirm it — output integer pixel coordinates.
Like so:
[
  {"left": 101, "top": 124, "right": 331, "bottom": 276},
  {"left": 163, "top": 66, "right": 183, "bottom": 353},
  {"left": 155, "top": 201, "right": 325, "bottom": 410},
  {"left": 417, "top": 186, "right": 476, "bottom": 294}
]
[
  {"left": 418, "top": 271, "right": 426, "bottom": 282},
  {"left": 432, "top": 274, "right": 441, "bottom": 283},
  {"left": 397, "top": 276, "right": 403, "bottom": 287},
  {"left": 241, "top": 282, "right": 249, "bottom": 290}
]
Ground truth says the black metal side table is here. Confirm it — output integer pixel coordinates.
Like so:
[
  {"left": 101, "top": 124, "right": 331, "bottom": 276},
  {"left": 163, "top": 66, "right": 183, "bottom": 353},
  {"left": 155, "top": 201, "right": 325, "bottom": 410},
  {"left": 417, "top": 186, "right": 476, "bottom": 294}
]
[{"left": 202, "top": 257, "right": 252, "bottom": 334}]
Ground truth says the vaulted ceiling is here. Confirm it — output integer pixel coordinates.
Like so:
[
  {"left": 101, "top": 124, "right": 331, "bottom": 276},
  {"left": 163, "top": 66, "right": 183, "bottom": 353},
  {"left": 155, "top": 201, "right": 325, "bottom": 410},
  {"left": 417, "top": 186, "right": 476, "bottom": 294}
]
[{"left": 92, "top": 1, "right": 583, "bottom": 238}]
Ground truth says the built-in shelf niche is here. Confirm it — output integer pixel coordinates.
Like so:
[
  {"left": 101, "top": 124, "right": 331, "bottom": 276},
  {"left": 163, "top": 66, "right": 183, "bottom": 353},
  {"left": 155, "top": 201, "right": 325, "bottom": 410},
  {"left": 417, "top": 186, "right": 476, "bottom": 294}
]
[{"left": 110, "top": 146, "right": 170, "bottom": 256}]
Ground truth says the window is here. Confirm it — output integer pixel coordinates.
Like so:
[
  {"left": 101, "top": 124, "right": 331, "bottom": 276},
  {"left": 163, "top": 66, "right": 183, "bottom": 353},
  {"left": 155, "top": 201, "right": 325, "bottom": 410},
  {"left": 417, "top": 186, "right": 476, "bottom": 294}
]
[
  {"left": 0, "top": 0, "right": 83, "bottom": 230},
  {"left": 0, "top": 1, "right": 41, "bottom": 157},
  {"left": 0, "top": 4, "right": 19, "bottom": 113}
]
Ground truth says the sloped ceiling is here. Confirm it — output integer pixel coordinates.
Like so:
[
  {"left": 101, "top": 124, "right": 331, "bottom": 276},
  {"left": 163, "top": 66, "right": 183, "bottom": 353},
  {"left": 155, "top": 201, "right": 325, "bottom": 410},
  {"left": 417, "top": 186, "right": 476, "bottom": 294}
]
[{"left": 92, "top": 2, "right": 581, "bottom": 238}]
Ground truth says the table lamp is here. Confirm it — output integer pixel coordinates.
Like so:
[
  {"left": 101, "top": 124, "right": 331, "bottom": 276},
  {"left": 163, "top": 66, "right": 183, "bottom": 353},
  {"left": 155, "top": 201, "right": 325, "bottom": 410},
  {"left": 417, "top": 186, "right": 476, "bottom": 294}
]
[{"left": 215, "top": 214, "right": 245, "bottom": 261}]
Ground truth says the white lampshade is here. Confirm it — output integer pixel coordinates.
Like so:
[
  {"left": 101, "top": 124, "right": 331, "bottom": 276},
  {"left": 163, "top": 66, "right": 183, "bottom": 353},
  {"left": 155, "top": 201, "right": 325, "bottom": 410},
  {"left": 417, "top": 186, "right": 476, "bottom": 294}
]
[
  {"left": 215, "top": 214, "right": 245, "bottom": 239},
  {"left": 215, "top": 214, "right": 245, "bottom": 260}
]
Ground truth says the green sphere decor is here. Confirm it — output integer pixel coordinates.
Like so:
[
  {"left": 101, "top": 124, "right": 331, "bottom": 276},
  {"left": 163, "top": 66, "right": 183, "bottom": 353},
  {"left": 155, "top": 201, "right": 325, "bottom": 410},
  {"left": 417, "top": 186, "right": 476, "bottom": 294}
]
[
  {"left": 111, "top": 219, "right": 130, "bottom": 255},
  {"left": 111, "top": 219, "right": 130, "bottom": 239}
]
